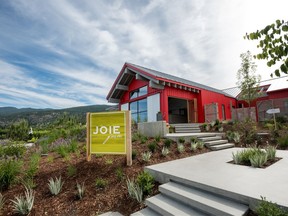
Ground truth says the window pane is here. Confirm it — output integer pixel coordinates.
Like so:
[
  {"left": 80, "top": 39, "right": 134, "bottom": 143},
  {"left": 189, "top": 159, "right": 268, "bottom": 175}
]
[
  {"left": 131, "top": 113, "right": 138, "bottom": 123},
  {"left": 138, "top": 111, "right": 147, "bottom": 123},
  {"left": 130, "top": 90, "right": 138, "bottom": 99},
  {"left": 138, "top": 99, "right": 147, "bottom": 112},
  {"left": 130, "top": 101, "right": 137, "bottom": 113},
  {"left": 138, "top": 86, "right": 147, "bottom": 97}
]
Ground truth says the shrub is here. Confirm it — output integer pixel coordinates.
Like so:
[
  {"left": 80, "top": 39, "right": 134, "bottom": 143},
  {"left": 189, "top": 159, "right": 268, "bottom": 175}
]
[
  {"left": 55, "top": 145, "right": 69, "bottom": 158},
  {"left": 21, "top": 177, "right": 37, "bottom": 190},
  {"left": 161, "top": 147, "right": 169, "bottom": 157},
  {"left": 190, "top": 137, "right": 198, "bottom": 143},
  {"left": 76, "top": 182, "right": 85, "bottom": 200},
  {"left": 95, "top": 178, "right": 107, "bottom": 189},
  {"left": 278, "top": 135, "right": 288, "bottom": 149},
  {"left": 265, "top": 146, "right": 277, "bottom": 161},
  {"left": 0, "top": 159, "right": 22, "bottom": 191},
  {"left": 11, "top": 187, "right": 34, "bottom": 215},
  {"left": 226, "top": 131, "right": 234, "bottom": 142},
  {"left": 7, "top": 119, "right": 30, "bottom": 141},
  {"left": 126, "top": 178, "right": 143, "bottom": 203},
  {"left": 3, "top": 143, "right": 26, "bottom": 158},
  {"left": 148, "top": 141, "right": 157, "bottom": 153},
  {"left": 164, "top": 139, "right": 172, "bottom": 148},
  {"left": 256, "top": 196, "right": 288, "bottom": 216},
  {"left": 250, "top": 152, "right": 268, "bottom": 168},
  {"left": 142, "top": 151, "right": 152, "bottom": 162},
  {"left": 68, "top": 140, "right": 78, "bottom": 153},
  {"left": 66, "top": 165, "right": 77, "bottom": 177},
  {"left": 178, "top": 137, "right": 185, "bottom": 144},
  {"left": 48, "top": 176, "right": 63, "bottom": 195},
  {"left": 136, "top": 171, "right": 154, "bottom": 196}
]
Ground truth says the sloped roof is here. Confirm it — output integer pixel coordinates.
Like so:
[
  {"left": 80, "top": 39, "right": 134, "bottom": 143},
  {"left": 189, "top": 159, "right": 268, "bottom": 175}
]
[
  {"left": 107, "top": 62, "right": 233, "bottom": 103},
  {"left": 222, "top": 76, "right": 288, "bottom": 98}
]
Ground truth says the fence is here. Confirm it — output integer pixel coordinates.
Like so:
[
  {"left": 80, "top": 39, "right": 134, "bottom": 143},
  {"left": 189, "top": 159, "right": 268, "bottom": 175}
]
[
  {"left": 231, "top": 107, "right": 256, "bottom": 122},
  {"left": 257, "top": 97, "right": 288, "bottom": 121},
  {"left": 204, "top": 103, "right": 219, "bottom": 122}
]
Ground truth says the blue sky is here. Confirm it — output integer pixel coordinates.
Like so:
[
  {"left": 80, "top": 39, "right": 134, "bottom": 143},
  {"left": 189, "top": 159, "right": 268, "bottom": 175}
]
[{"left": 0, "top": 0, "right": 287, "bottom": 109}]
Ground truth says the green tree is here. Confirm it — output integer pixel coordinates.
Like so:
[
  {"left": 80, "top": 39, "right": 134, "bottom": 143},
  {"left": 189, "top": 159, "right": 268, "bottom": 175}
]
[
  {"left": 237, "top": 51, "right": 261, "bottom": 109},
  {"left": 7, "top": 119, "right": 30, "bottom": 141},
  {"left": 245, "top": 19, "right": 288, "bottom": 77}
]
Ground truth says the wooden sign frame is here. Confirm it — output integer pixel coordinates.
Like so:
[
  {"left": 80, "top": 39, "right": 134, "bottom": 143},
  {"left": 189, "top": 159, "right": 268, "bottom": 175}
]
[{"left": 86, "top": 111, "right": 132, "bottom": 166}]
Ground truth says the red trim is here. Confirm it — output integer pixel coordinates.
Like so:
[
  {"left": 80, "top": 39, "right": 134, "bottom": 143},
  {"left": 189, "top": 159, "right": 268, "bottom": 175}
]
[{"left": 157, "top": 77, "right": 201, "bottom": 91}]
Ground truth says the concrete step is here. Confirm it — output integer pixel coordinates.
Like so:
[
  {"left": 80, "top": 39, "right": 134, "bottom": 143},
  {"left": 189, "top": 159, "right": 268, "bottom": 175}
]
[
  {"left": 100, "top": 212, "right": 123, "bottom": 216},
  {"left": 131, "top": 208, "right": 161, "bottom": 216},
  {"left": 210, "top": 143, "right": 235, "bottom": 151},
  {"left": 175, "top": 129, "right": 201, "bottom": 133},
  {"left": 146, "top": 194, "right": 208, "bottom": 216},
  {"left": 198, "top": 136, "right": 222, "bottom": 142},
  {"left": 205, "top": 139, "right": 228, "bottom": 147},
  {"left": 160, "top": 182, "right": 248, "bottom": 216}
]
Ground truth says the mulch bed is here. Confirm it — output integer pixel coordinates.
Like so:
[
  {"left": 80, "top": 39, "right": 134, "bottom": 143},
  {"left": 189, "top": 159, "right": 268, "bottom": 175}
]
[{"left": 1, "top": 139, "right": 210, "bottom": 216}]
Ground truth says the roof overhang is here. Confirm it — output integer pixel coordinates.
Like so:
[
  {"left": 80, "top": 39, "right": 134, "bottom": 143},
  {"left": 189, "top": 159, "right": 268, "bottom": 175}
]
[{"left": 106, "top": 63, "right": 200, "bottom": 103}]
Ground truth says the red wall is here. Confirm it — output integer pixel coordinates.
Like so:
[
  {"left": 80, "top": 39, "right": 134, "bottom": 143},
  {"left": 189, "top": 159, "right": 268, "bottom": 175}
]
[
  {"left": 119, "top": 77, "right": 237, "bottom": 123},
  {"left": 199, "top": 89, "right": 237, "bottom": 122}
]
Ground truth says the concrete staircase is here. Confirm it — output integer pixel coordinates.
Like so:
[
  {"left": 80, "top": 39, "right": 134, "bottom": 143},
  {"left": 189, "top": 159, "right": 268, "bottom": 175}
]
[
  {"left": 198, "top": 135, "right": 234, "bottom": 151},
  {"left": 131, "top": 180, "right": 249, "bottom": 216},
  {"left": 171, "top": 123, "right": 201, "bottom": 133}
]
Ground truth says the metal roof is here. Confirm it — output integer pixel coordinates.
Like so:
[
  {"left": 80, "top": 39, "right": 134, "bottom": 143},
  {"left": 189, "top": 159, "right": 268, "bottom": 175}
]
[
  {"left": 107, "top": 62, "right": 235, "bottom": 103},
  {"left": 222, "top": 76, "right": 288, "bottom": 98}
]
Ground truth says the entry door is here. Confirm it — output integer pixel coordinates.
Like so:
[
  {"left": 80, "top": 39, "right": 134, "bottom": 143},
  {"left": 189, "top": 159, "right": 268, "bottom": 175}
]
[{"left": 188, "top": 99, "right": 198, "bottom": 123}]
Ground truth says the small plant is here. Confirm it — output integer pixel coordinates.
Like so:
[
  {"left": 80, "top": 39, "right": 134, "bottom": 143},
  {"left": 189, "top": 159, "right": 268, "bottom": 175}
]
[
  {"left": 67, "top": 165, "right": 77, "bottom": 177},
  {"left": 191, "top": 143, "right": 198, "bottom": 152},
  {"left": 25, "top": 153, "right": 40, "bottom": 179},
  {"left": 161, "top": 147, "right": 169, "bottom": 157},
  {"left": 48, "top": 176, "right": 63, "bottom": 195},
  {"left": 148, "top": 141, "right": 157, "bottom": 153},
  {"left": 278, "top": 135, "right": 288, "bottom": 149},
  {"left": 265, "top": 145, "right": 277, "bottom": 161},
  {"left": 105, "top": 159, "right": 113, "bottom": 165},
  {"left": 136, "top": 171, "right": 155, "bottom": 196},
  {"left": 190, "top": 137, "right": 198, "bottom": 143},
  {"left": 55, "top": 145, "right": 69, "bottom": 158},
  {"left": 164, "top": 139, "right": 172, "bottom": 148},
  {"left": 0, "top": 159, "right": 22, "bottom": 191},
  {"left": 250, "top": 152, "right": 268, "bottom": 168},
  {"left": 126, "top": 178, "right": 143, "bottom": 203},
  {"left": 177, "top": 144, "right": 185, "bottom": 153},
  {"left": 256, "top": 196, "right": 288, "bottom": 216},
  {"left": 3, "top": 143, "right": 26, "bottom": 158},
  {"left": 155, "top": 135, "right": 161, "bottom": 142},
  {"left": 115, "top": 167, "right": 125, "bottom": 181},
  {"left": 11, "top": 187, "right": 34, "bottom": 215},
  {"left": 76, "top": 182, "right": 85, "bottom": 200},
  {"left": 226, "top": 131, "right": 234, "bottom": 142},
  {"left": 232, "top": 152, "right": 242, "bottom": 164},
  {"left": 0, "top": 193, "right": 5, "bottom": 212},
  {"left": 132, "top": 150, "right": 137, "bottom": 160},
  {"left": 140, "top": 136, "right": 148, "bottom": 144},
  {"left": 47, "top": 155, "right": 54, "bottom": 163},
  {"left": 95, "top": 178, "right": 107, "bottom": 189},
  {"left": 142, "top": 151, "right": 152, "bottom": 162},
  {"left": 21, "top": 177, "right": 37, "bottom": 189},
  {"left": 178, "top": 137, "right": 185, "bottom": 144},
  {"left": 68, "top": 140, "right": 78, "bottom": 153},
  {"left": 233, "top": 132, "right": 241, "bottom": 144},
  {"left": 196, "top": 140, "right": 205, "bottom": 149}
]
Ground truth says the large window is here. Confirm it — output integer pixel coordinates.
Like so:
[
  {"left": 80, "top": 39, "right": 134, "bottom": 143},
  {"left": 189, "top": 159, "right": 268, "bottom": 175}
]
[
  {"left": 130, "top": 98, "right": 147, "bottom": 123},
  {"left": 130, "top": 86, "right": 147, "bottom": 99}
]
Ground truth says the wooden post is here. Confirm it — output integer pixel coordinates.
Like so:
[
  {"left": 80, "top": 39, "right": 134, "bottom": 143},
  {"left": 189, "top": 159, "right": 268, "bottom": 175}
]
[
  {"left": 273, "top": 113, "right": 277, "bottom": 130},
  {"left": 86, "top": 112, "right": 91, "bottom": 161},
  {"left": 126, "top": 111, "right": 132, "bottom": 166}
]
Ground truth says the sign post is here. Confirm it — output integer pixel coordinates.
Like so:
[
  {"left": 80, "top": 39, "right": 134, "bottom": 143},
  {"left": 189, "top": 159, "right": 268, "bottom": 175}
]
[
  {"left": 86, "top": 111, "right": 132, "bottom": 166},
  {"left": 266, "top": 108, "right": 280, "bottom": 130}
]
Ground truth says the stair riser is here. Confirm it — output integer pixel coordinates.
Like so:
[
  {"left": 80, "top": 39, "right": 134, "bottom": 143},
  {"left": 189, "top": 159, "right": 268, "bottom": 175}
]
[
  {"left": 160, "top": 187, "right": 241, "bottom": 216},
  {"left": 199, "top": 137, "right": 222, "bottom": 142},
  {"left": 210, "top": 144, "right": 234, "bottom": 151},
  {"left": 205, "top": 140, "right": 228, "bottom": 146},
  {"left": 145, "top": 200, "right": 175, "bottom": 216}
]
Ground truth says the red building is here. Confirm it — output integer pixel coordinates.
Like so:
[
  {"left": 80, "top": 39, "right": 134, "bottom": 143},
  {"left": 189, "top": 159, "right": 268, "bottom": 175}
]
[{"left": 107, "top": 63, "right": 237, "bottom": 124}]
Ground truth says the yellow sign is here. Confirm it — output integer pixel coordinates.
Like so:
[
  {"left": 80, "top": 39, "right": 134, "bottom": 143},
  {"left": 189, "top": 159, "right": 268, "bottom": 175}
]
[
  {"left": 86, "top": 111, "right": 132, "bottom": 165},
  {"left": 90, "top": 111, "right": 126, "bottom": 154}
]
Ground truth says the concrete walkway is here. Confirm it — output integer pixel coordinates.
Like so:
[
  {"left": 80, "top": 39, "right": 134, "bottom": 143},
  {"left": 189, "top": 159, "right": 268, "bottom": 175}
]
[{"left": 146, "top": 148, "right": 288, "bottom": 209}]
